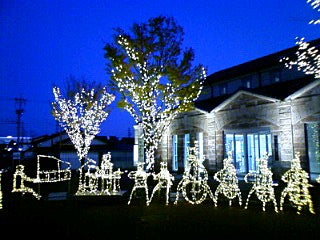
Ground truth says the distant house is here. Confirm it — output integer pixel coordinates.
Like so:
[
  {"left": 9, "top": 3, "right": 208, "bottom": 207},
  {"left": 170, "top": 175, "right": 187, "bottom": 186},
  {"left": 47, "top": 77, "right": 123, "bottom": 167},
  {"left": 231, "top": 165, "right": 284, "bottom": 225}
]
[
  {"left": 136, "top": 38, "right": 320, "bottom": 181},
  {"left": 24, "top": 131, "right": 134, "bottom": 170}
]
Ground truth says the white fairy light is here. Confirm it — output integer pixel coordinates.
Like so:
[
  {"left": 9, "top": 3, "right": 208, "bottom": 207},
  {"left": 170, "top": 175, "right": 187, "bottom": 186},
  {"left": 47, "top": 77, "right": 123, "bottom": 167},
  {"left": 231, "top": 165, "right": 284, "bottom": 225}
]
[
  {"left": 52, "top": 86, "right": 115, "bottom": 192},
  {"left": 108, "top": 32, "right": 206, "bottom": 171},
  {"left": 214, "top": 152, "right": 242, "bottom": 207},
  {"left": 279, "top": 152, "right": 315, "bottom": 214},
  {"left": 307, "top": 0, "right": 320, "bottom": 24},
  {"left": 174, "top": 141, "right": 216, "bottom": 205},
  {"left": 34, "top": 155, "right": 72, "bottom": 184},
  {"left": 280, "top": 1, "right": 320, "bottom": 78},
  {"left": 244, "top": 154, "right": 278, "bottom": 212},
  {"left": 148, "top": 161, "right": 175, "bottom": 206},
  {"left": 127, "top": 162, "right": 151, "bottom": 205},
  {"left": 12, "top": 165, "right": 41, "bottom": 200},
  {"left": 76, "top": 152, "right": 123, "bottom": 196}
]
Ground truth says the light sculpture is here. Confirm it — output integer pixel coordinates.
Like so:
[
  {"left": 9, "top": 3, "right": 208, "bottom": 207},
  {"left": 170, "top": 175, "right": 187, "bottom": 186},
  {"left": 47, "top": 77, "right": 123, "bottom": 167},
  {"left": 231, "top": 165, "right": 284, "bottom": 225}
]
[
  {"left": 34, "top": 155, "right": 72, "bottom": 183},
  {"left": 244, "top": 154, "right": 278, "bottom": 212},
  {"left": 76, "top": 152, "right": 123, "bottom": 196},
  {"left": 12, "top": 165, "right": 41, "bottom": 200},
  {"left": 52, "top": 86, "right": 115, "bottom": 192},
  {"left": 279, "top": 152, "right": 315, "bottom": 214},
  {"left": 127, "top": 162, "right": 150, "bottom": 205},
  {"left": 214, "top": 152, "right": 242, "bottom": 207},
  {"left": 174, "top": 141, "right": 216, "bottom": 205},
  {"left": 148, "top": 161, "right": 175, "bottom": 206}
]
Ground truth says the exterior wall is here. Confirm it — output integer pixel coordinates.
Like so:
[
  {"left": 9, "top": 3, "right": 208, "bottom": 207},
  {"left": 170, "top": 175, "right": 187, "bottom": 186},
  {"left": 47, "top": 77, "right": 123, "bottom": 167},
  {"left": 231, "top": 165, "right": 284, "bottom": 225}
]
[{"left": 154, "top": 83, "right": 320, "bottom": 181}]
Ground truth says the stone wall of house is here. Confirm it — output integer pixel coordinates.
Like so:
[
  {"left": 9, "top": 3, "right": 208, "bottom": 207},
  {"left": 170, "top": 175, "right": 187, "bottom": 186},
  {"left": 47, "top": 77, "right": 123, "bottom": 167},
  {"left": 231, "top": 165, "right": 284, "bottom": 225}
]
[{"left": 155, "top": 83, "right": 319, "bottom": 176}]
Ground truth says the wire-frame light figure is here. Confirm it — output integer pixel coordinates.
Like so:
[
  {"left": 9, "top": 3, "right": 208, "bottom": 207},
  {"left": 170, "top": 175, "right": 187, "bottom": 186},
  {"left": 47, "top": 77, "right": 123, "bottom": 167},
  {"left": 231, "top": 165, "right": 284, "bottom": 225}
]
[
  {"left": 11, "top": 165, "right": 41, "bottom": 200},
  {"left": 244, "top": 154, "right": 278, "bottom": 212},
  {"left": 279, "top": 152, "right": 315, "bottom": 214},
  {"left": 214, "top": 151, "right": 242, "bottom": 207},
  {"left": 174, "top": 141, "right": 216, "bottom": 205},
  {"left": 148, "top": 161, "right": 175, "bottom": 206},
  {"left": 127, "top": 162, "right": 151, "bottom": 205}
]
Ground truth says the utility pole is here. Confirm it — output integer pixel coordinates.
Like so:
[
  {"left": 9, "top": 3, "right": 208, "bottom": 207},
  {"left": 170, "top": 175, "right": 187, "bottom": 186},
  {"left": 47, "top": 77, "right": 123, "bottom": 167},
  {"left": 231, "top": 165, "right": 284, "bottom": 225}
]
[{"left": 14, "top": 96, "right": 26, "bottom": 151}]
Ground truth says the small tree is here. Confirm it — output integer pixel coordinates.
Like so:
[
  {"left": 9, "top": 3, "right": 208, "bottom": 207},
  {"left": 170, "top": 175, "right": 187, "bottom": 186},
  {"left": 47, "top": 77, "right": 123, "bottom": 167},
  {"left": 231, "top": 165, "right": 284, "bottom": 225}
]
[
  {"left": 52, "top": 78, "right": 115, "bottom": 167},
  {"left": 280, "top": 0, "right": 320, "bottom": 78},
  {"left": 104, "top": 16, "right": 206, "bottom": 171}
]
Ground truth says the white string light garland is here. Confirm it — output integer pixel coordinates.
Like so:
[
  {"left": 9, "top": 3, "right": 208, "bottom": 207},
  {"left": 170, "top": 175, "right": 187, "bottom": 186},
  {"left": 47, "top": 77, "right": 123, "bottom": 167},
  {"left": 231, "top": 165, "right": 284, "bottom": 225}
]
[
  {"left": 174, "top": 141, "right": 216, "bottom": 205},
  {"left": 148, "top": 161, "right": 175, "bottom": 206},
  {"left": 127, "top": 162, "right": 151, "bottom": 205},
  {"left": 244, "top": 154, "right": 278, "bottom": 212},
  {"left": 279, "top": 152, "right": 315, "bottom": 214},
  {"left": 214, "top": 152, "right": 242, "bottom": 207}
]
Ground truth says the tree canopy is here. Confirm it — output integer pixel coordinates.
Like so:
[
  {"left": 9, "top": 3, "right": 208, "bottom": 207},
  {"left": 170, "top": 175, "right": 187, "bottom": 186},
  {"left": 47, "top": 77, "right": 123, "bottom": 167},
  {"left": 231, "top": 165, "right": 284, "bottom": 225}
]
[{"left": 103, "top": 15, "right": 206, "bottom": 170}]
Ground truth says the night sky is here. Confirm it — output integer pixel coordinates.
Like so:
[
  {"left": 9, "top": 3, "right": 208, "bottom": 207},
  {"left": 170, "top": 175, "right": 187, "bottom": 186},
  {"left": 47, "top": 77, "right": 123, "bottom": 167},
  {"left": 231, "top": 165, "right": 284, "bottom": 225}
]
[{"left": 0, "top": 0, "right": 319, "bottom": 138}]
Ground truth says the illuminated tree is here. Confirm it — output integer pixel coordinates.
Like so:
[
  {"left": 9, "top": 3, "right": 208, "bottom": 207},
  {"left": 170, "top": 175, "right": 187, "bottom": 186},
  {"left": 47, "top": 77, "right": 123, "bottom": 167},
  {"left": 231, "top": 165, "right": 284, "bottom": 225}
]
[
  {"left": 52, "top": 83, "right": 115, "bottom": 187},
  {"left": 104, "top": 16, "right": 206, "bottom": 171},
  {"left": 280, "top": 0, "right": 320, "bottom": 78}
]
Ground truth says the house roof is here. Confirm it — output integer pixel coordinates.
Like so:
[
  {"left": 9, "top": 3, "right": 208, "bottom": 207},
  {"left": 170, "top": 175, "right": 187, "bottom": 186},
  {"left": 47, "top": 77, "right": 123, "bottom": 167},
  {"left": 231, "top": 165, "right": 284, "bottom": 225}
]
[
  {"left": 195, "top": 76, "right": 317, "bottom": 112},
  {"left": 203, "top": 38, "right": 320, "bottom": 86}
]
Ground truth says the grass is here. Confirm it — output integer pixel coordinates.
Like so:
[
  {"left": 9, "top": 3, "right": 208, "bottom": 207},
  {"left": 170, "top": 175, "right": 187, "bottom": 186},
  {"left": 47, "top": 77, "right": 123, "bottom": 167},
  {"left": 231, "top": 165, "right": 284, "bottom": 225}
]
[{"left": 1, "top": 170, "right": 320, "bottom": 239}]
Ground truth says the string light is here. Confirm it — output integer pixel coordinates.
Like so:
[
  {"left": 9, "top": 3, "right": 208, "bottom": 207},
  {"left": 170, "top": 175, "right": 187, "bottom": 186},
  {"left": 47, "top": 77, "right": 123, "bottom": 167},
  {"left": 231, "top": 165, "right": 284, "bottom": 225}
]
[
  {"left": 244, "top": 154, "right": 278, "bottom": 212},
  {"left": 108, "top": 31, "right": 206, "bottom": 171},
  {"left": 12, "top": 165, "right": 41, "bottom": 200},
  {"left": 52, "top": 86, "right": 115, "bottom": 192},
  {"left": 127, "top": 162, "right": 151, "bottom": 205},
  {"left": 34, "top": 155, "right": 72, "bottom": 183},
  {"left": 174, "top": 141, "right": 216, "bottom": 205},
  {"left": 148, "top": 161, "right": 175, "bottom": 206},
  {"left": 279, "top": 152, "right": 315, "bottom": 214},
  {"left": 280, "top": 1, "right": 320, "bottom": 78},
  {"left": 214, "top": 152, "right": 242, "bottom": 207},
  {"left": 76, "top": 152, "right": 124, "bottom": 196}
]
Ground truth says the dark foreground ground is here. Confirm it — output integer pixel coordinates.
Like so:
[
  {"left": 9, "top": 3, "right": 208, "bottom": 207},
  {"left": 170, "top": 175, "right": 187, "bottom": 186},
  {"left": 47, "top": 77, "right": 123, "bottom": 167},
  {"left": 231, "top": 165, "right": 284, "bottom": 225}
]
[{"left": 1, "top": 172, "right": 320, "bottom": 239}]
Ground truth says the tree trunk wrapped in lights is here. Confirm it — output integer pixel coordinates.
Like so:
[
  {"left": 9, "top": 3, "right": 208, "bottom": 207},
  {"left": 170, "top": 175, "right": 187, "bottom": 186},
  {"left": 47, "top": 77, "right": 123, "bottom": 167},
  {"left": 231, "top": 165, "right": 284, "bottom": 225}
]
[
  {"left": 52, "top": 86, "right": 115, "bottom": 193},
  {"left": 104, "top": 16, "right": 206, "bottom": 171},
  {"left": 279, "top": 152, "right": 315, "bottom": 214}
]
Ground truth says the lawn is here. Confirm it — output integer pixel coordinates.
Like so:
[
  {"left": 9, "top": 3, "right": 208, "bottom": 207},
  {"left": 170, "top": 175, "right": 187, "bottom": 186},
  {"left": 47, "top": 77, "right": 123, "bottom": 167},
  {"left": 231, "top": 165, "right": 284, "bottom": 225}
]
[{"left": 1, "top": 170, "right": 320, "bottom": 239}]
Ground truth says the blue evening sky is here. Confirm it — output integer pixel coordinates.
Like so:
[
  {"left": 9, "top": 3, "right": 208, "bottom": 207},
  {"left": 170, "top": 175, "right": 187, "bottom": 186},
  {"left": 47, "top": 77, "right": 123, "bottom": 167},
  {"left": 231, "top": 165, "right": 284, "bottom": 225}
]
[{"left": 0, "top": 0, "right": 319, "bottom": 138}]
